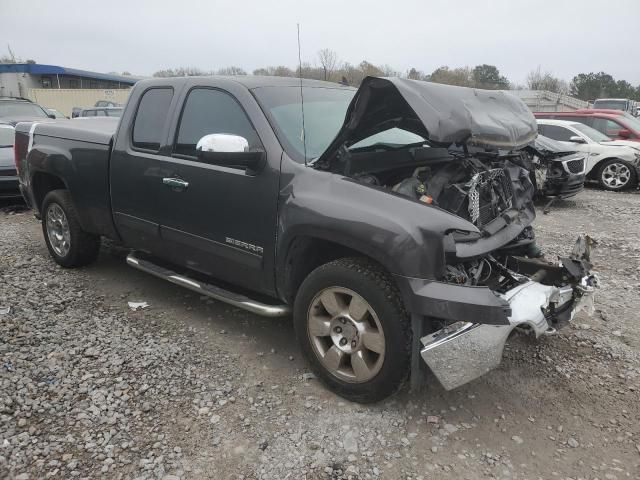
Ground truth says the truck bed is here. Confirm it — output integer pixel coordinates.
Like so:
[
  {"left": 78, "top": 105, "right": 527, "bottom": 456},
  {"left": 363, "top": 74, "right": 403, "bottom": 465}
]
[
  {"left": 15, "top": 117, "right": 121, "bottom": 240},
  {"left": 28, "top": 117, "right": 119, "bottom": 145}
]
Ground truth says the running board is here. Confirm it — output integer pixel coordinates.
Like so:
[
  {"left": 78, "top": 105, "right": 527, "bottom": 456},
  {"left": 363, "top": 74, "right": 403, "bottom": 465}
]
[{"left": 126, "top": 253, "right": 290, "bottom": 317}]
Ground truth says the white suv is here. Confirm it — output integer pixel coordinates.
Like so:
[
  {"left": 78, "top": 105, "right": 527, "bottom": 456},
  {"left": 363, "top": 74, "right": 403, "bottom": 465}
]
[{"left": 537, "top": 119, "right": 640, "bottom": 191}]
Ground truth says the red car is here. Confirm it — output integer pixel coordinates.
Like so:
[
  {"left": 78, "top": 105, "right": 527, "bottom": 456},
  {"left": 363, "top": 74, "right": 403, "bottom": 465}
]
[{"left": 534, "top": 109, "right": 640, "bottom": 142}]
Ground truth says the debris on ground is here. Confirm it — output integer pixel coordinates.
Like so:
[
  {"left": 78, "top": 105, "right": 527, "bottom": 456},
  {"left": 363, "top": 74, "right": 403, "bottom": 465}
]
[
  {"left": 1, "top": 189, "right": 639, "bottom": 479},
  {"left": 128, "top": 301, "right": 150, "bottom": 311}
]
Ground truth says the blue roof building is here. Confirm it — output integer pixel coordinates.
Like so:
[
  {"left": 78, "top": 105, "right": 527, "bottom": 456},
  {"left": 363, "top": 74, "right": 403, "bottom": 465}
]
[{"left": 0, "top": 63, "right": 140, "bottom": 97}]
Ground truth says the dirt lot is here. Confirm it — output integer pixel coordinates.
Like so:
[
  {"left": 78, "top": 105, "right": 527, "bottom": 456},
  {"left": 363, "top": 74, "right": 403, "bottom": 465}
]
[{"left": 1, "top": 189, "right": 639, "bottom": 480}]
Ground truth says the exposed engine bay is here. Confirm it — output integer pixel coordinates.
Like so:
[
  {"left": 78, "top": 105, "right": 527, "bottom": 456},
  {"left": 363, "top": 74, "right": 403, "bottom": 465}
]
[
  {"left": 339, "top": 145, "right": 535, "bottom": 230},
  {"left": 334, "top": 143, "right": 596, "bottom": 329}
]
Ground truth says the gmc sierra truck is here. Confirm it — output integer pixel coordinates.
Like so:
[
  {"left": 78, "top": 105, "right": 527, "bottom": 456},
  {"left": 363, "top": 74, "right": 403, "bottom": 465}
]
[{"left": 14, "top": 76, "right": 597, "bottom": 403}]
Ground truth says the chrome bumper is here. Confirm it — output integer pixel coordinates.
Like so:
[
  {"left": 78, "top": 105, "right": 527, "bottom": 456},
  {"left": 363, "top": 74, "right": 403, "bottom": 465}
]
[{"left": 420, "top": 277, "right": 597, "bottom": 390}]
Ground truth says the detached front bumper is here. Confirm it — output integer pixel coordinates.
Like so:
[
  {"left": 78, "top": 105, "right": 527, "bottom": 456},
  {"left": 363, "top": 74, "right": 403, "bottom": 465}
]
[{"left": 419, "top": 276, "right": 597, "bottom": 390}]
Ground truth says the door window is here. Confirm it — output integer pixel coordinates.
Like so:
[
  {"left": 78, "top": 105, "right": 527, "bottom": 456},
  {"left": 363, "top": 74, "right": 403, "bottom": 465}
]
[
  {"left": 592, "top": 118, "right": 622, "bottom": 138},
  {"left": 174, "top": 88, "right": 261, "bottom": 157},
  {"left": 132, "top": 88, "right": 174, "bottom": 151},
  {"left": 541, "top": 125, "right": 576, "bottom": 142}
]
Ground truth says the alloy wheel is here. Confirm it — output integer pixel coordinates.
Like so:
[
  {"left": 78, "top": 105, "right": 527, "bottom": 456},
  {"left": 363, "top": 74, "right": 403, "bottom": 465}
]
[
  {"left": 307, "top": 287, "right": 385, "bottom": 383},
  {"left": 46, "top": 203, "right": 71, "bottom": 257},
  {"left": 602, "top": 162, "right": 631, "bottom": 189}
]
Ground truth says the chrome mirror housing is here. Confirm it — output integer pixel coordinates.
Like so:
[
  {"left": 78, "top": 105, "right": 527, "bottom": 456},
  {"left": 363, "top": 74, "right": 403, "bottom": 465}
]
[{"left": 196, "top": 133, "right": 249, "bottom": 154}]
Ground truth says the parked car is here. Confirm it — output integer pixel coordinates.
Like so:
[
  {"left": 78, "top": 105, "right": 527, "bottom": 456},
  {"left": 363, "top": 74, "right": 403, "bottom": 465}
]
[
  {"left": 527, "top": 135, "right": 586, "bottom": 200},
  {"left": 74, "top": 107, "right": 123, "bottom": 118},
  {"left": 535, "top": 109, "right": 640, "bottom": 142},
  {"left": 537, "top": 119, "right": 640, "bottom": 190},
  {"left": 0, "top": 124, "right": 19, "bottom": 198},
  {"left": 592, "top": 98, "right": 634, "bottom": 113},
  {"left": 46, "top": 108, "right": 68, "bottom": 119},
  {"left": 0, "top": 97, "right": 54, "bottom": 125},
  {"left": 94, "top": 100, "right": 122, "bottom": 108},
  {"left": 14, "top": 76, "right": 597, "bottom": 402}
]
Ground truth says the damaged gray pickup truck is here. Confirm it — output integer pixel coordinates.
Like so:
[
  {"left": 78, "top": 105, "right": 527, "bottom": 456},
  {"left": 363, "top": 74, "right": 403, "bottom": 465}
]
[{"left": 15, "top": 75, "right": 597, "bottom": 403}]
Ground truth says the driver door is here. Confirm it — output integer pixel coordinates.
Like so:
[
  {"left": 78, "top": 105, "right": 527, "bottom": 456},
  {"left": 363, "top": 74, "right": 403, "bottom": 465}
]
[{"left": 156, "top": 86, "right": 280, "bottom": 294}]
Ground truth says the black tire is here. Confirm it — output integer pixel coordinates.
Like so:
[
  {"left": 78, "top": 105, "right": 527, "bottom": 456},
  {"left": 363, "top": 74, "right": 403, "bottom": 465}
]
[
  {"left": 597, "top": 158, "right": 637, "bottom": 191},
  {"left": 41, "top": 189, "right": 100, "bottom": 268},
  {"left": 293, "top": 257, "right": 411, "bottom": 403}
]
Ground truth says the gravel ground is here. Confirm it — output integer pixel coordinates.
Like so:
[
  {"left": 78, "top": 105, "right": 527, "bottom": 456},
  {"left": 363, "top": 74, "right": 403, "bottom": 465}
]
[{"left": 1, "top": 189, "right": 639, "bottom": 480}]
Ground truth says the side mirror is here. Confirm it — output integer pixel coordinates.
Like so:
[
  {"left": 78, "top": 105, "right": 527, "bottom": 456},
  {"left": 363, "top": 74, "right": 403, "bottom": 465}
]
[
  {"left": 569, "top": 135, "right": 586, "bottom": 144},
  {"left": 47, "top": 114, "right": 56, "bottom": 119},
  {"left": 196, "top": 134, "right": 265, "bottom": 173},
  {"left": 618, "top": 129, "right": 631, "bottom": 139}
]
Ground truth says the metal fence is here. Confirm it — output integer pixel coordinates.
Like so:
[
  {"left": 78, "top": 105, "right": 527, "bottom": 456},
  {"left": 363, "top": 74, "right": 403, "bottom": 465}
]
[
  {"left": 27, "top": 88, "right": 132, "bottom": 117},
  {"left": 509, "top": 90, "right": 589, "bottom": 112}
]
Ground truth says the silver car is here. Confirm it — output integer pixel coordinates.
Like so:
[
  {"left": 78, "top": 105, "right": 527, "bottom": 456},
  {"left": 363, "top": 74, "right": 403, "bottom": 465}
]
[{"left": 0, "top": 124, "right": 19, "bottom": 198}]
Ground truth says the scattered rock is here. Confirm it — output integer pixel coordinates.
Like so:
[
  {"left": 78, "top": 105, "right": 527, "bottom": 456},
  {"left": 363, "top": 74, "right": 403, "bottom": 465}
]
[{"left": 343, "top": 430, "right": 359, "bottom": 453}]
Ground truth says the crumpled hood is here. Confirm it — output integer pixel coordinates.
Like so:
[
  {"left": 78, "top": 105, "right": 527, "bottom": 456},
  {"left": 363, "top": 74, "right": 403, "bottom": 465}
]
[{"left": 317, "top": 76, "right": 538, "bottom": 166}]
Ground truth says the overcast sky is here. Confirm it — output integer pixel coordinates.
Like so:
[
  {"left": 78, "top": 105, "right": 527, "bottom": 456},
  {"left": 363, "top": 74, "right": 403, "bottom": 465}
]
[{"left": 3, "top": 0, "right": 639, "bottom": 85}]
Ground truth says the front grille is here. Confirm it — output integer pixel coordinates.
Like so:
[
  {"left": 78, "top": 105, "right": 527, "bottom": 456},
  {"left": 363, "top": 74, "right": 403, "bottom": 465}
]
[{"left": 565, "top": 158, "right": 585, "bottom": 174}]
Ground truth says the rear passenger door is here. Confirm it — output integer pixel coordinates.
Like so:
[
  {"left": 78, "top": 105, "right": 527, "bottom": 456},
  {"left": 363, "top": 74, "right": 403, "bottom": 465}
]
[{"left": 110, "top": 86, "right": 179, "bottom": 255}]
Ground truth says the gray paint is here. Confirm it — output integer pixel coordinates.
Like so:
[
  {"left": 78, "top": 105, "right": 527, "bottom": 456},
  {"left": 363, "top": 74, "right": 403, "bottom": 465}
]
[{"left": 16, "top": 76, "right": 545, "bottom": 326}]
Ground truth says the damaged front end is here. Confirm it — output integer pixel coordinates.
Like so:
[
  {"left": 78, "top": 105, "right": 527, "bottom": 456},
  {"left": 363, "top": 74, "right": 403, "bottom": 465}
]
[
  {"left": 313, "top": 76, "right": 599, "bottom": 390},
  {"left": 421, "top": 235, "right": 598, "bottom": 390}
]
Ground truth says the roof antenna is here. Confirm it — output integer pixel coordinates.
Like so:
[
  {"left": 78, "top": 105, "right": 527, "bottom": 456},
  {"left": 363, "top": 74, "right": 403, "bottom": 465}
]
[{"left": 297, "top": 23, "right": 308, "bottom": 164}]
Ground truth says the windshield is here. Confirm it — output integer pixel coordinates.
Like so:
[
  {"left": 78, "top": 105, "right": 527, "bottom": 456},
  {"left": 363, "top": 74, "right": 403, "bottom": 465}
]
[
  {"left": 573, "top": 123, "right": 611, "bottom": 142},
  {"left": 0, "top": 125, "right": 14, "bottom": 147},
  {"left": 350, "top": 128, "right": 425, "bottom": 149},
  {"left": 0, "top": 101, "right": 48, "bottom": 118},
  {"left": 253, "top": 86, "right": 355, "bottom": 162},
  {"left": 593, "top": 100, "right": 628, "bottom": 110},
  {"left": 107, "top": 108, "right": 123, "bottom": 117}
]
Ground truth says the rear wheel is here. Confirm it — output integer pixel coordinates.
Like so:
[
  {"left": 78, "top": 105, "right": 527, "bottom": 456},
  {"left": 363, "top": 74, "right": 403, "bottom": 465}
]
[
  {"left": 597, "top": 159, "right": 637, "bottom": 191},
  {"left": 293, "top": 257, "right": 411, "bottom": 403},
  {"left": 41, "top": 189, "right": 100, "bottom": 268}
]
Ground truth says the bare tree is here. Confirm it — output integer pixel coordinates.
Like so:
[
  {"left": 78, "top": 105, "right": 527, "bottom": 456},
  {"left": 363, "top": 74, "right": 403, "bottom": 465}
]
[
  {"left": 526, "top": 66, "right": 568, "bottom": 94},
  {"left": 153, "top": 67, "right": 208, "bottom": 78},
  {"left": 1, "top": 44, "right": 21, "bottom": 64},
  {"left": 407, "top": 68, "right": 425, "bottom": 80},
  {"left": 317, "top": 48, "right": 338, "bottom": 81},
  {"left": 427, "top": 66, "right": 474, "bottom": 87},
  {"left": 253, "top": 66, "right": 295, "bottom": 77},
  {"left": 216, "top": 66, "right": 247, "bottom": 76}
]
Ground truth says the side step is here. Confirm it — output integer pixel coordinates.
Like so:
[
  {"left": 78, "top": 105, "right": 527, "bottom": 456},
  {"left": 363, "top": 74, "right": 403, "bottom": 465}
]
[{"left": 126, "top": 253, "right": 290, "bottom": 318}]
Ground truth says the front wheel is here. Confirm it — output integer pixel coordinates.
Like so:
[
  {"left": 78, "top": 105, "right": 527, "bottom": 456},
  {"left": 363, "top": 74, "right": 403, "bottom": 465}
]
[
  {"left": 597, "top": 159, "right": 637, "bottom": 191},
  {"left": 41, "top": 189, "right": 101, "bottom": 268},
  {"left": 293, "top": 257, "right": 411, "bottom": 403}
]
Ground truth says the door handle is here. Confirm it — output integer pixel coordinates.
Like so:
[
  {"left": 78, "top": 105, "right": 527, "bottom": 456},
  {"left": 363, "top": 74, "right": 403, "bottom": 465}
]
[{"left": 162, "top": 177, "right": 189, "bottom": 190}]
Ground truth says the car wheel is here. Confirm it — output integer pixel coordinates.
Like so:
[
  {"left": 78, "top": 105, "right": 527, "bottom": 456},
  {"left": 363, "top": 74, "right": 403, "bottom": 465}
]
[
  {"left": 41, "top": 189, "right": 101, "bottom": 268},
  {"left": 598, "top": 159, "right": 637, "bottom": 191},
  {"left": 293, "top": 257, "right": 411, "bottom": 403}
]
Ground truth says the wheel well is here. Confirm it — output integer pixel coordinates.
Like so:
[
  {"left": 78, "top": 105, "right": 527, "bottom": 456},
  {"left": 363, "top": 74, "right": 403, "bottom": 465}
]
[
  {"left": 589, "top": 157, "right": 634, "bottom": 179},
  {"left": 281, "top": 236, "right": 386, "bottom": 303},
  {"left": 32, "top": 172, "right": 66, "bottom": 213}
]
